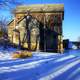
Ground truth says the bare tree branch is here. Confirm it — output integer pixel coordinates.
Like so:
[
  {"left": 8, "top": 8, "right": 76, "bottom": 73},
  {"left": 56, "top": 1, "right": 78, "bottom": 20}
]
[
  {"left": 0, "top": 16, "right": 8, "bottom": 33},
  {"left": 0, "top": 0, "right": 23, "bottom": 11}
]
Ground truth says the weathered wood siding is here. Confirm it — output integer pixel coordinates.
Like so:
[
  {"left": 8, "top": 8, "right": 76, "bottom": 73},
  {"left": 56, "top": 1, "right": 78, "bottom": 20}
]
[{"left": 8, "top": 4, "right": 64, "bottom": 52}]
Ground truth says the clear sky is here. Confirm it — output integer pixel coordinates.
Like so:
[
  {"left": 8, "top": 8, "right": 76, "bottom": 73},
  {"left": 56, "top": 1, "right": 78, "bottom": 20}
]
[{"left": 0, "top": 0, "right": 80, "bottom": 41}]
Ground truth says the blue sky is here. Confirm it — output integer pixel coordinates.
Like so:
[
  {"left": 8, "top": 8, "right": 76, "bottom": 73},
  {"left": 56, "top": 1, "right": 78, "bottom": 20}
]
[{"left": 0, "top": 0, "right": 80, "bottom": 41}]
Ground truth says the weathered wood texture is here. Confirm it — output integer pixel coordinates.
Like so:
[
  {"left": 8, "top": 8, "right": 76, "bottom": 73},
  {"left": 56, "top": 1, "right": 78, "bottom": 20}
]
[{"left": 8, "top": 4, "right": 64, "bottom": 52}]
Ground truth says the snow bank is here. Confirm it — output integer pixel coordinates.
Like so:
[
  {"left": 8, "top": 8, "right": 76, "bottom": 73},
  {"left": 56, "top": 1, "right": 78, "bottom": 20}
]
[{"left": 0, "top": 47, "right": 18, "bottom": 60}]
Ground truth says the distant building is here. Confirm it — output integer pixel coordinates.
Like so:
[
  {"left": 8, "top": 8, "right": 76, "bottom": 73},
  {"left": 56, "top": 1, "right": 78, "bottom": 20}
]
[
  {"left": 72, "top": 41, "right": 80, "bottom": 49},
  {"left": 63, "top": 39, "right": 69, "bottom": 50},
  {"left": 8, "top": 4, "right": 64, "bottom": 53}
]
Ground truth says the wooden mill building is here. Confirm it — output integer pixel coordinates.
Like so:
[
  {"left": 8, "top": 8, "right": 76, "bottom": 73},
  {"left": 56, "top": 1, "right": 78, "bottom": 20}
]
[{"left": 8, "top": 4, "right": 64, "bottom": 53}]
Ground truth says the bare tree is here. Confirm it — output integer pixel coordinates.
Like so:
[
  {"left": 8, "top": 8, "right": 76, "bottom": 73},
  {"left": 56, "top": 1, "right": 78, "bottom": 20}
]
[
  {"left": 0, "top": 16, "right": 9, "bottom": 48},
  {"left": 0, "top": 0, "right": 24, "bottom": 23},
  {"left": 0, "top": 0, "right": 24, "bottom": 10},
  {"left": 0, "top": 16, "right": 8, "bottom": 34},
  {"left": 0, "top": 0, "right": 24, "bottom": 32}
]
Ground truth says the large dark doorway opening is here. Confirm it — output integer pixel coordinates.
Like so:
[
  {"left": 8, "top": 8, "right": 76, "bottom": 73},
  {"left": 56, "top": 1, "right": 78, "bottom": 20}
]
[
  {"left": 39, "top": 22, "right": 58, "bottom": 52},
  {"left": 45, "top": 29, "right": 58, "bottom": 52}
]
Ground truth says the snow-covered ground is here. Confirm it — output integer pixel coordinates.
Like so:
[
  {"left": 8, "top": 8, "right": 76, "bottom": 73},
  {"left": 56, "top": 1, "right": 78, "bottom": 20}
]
[{"left": 0, "top": 47, "right": 80, "bottom": 80}]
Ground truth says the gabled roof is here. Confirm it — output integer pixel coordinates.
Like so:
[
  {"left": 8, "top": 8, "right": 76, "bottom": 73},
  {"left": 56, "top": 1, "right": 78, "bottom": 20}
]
[
  {"left": 7, "top": 19, "right": 14, "bottom": 26},
  {"left": 8, "top": 16, "right": 25, "bottom": 26},
  {"left": 14, "top": 4, "right": 64, "bottom": 13}
]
